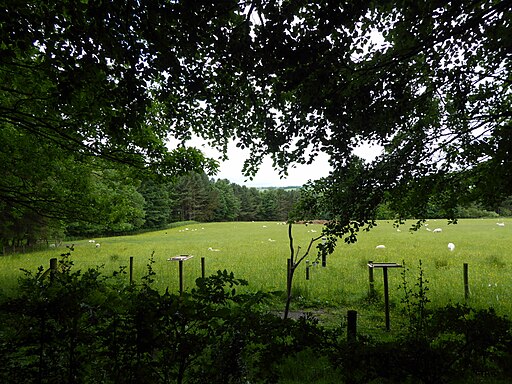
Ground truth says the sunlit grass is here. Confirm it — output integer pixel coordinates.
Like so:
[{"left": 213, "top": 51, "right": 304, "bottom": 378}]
[{"left": 1, "top": 219, "right": 511, "bottom": 317}]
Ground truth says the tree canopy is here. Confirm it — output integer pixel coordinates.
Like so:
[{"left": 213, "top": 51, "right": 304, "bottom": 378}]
[{"left": 1, "top": 1, "right": 510, "bottom": 242}]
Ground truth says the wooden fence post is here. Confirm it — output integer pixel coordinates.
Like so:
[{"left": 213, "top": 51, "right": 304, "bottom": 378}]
[
  {"left": 49, "top": 258, "right": 58, "bottom": 283},
  {"left": 305, "top": 260, "right": 310, "bottom": 280},
  {"left": 287, "top": 258, "right": 292, "bottom": 289},
  {"left": 383, "top": 267, "right": 391, "bottom": 330},
  {"left": 129, "top": 256, "right": 133, "bottom": 285},
  {"left": 464, "top": 263, "right": 470, "bottom": 301},
  {"left": 179, "top": 260, "right": 184, "bottom": 294},
  {"left": 347, "top": 310, "right": 357, "bottom": 342},
  {"left": 368, "top": 260, "right": 375, "bottom": 297},
  {"left": 201, "top": 257, "right": 205, "bottom": 279}
]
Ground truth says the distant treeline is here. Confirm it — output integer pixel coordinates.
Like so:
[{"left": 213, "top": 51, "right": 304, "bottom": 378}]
[
  {"left": 140, "top": 173, "right": 300, "bottom": 226},
  {"left": 0, "top": 172, "right": 301, "bottom": 247},
  {"left": 2, "top": 168, "right": 511, "bottom": 249},
  {"left": 67, "top": 173, "right": 300, "bottom": 237}
]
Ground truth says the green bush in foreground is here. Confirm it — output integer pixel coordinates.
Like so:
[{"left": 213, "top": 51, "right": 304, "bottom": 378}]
[
  {"left": 0, "top": 251, "right": 510, "bottom": 383},
  {"left": 0, "top": 251, "right": 323, "bottom": 383},
  {"left": 329, "top": 304, "right": 512, "bottom": 384}
]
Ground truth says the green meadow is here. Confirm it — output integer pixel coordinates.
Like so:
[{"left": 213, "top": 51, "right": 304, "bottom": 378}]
[{"left": 1, "top": 219, "right": 511, "bottom": 321}]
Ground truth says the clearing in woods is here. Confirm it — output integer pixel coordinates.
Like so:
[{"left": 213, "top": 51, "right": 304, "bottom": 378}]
[{"left": 1, "top": 219, "right": 511, "bottom": 321}]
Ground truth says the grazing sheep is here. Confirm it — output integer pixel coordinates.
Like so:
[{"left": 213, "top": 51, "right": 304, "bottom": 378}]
[
  {"left": 95, "top": 243, "right": 101, "bottom": 248},
  {"left": 433, "top": 228, "right": 443, "bottom": 233},
  {"left": 88, "top": 239, "right": 95, "bottom": 243},
  {"left": 268, "top": 238, "right": 276, "bottom": 242},
  {"left": 208, "top": 247, "right": 220, "bottom": 252},
  {"left": 448, "top": 242, "right": 455, "bottom": 251},
  {"left": 497, "top": 222, "right": 505, "bottom": 227},
  {"left": 375, "top": 245, "right": 386, "bottom": 249}
]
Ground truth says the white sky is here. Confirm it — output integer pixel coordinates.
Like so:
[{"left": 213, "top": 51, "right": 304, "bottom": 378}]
[
  {"left": 192, "top": 29, "right": 388, "bottom": 187},
  {"left": 170, "top": 27, "right": 388, "bottom": 188},
  {"left": 190, "top": 138, "right": 383, "bottom": 188}
]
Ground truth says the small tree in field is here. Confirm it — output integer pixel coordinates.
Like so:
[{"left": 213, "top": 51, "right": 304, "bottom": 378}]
[{"left": 284, "top": 222, "right": 334, "bottom": 319}]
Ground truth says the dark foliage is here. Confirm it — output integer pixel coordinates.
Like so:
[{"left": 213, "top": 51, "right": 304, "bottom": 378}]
[{"left": 0, "top": 253, "right": 324, "bottom": 383}]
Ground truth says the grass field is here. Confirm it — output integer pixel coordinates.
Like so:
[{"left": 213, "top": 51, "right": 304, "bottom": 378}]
[{"left": 1, "top": 219, "right": 511, "bottom": 327}]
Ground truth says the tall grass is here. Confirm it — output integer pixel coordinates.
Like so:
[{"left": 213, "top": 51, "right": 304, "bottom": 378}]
[{"left": 1, "top": 219, "right": 511, "bottom": 317}]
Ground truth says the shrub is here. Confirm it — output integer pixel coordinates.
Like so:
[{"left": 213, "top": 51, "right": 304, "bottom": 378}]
[{"left": 0, "top": 252, "right": 326, "bottom": 383}]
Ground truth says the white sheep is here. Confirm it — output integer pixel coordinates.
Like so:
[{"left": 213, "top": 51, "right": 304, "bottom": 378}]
[
  {"left": 496, "top": 222, "right": 505, "bottom": 227},
  {"left": 88, "top": 239, "right": 95, "bottom": 243},
  {"left": 268, "top": 238, "right": 276, "bottom": 242},
  {"left": 447, "top": 242, "right": 455, "bottom": 251},
  {"left": 208, "top": 247, "right": 220, "bottom": 252},
  {"left": 375, "top": 245, "right": 386, "bottom": 249},
  {"left": 433, "top": 228, "right": 443, "bottom": 233},
  {"left": 95, "top": 243, "right": 101, "bottom": 248}
]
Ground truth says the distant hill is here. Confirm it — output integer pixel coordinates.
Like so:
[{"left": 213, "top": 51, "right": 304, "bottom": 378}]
[{"left": 255, "top": 186, "right": 302, "bottom": 191}]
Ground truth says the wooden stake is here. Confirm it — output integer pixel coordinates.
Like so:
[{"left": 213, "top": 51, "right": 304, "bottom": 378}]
[
  {"left": 179, "top": 260, "right": 184, "bottom": 294},
  {"left": 383, "top": 267, "right": 390, "bottom": 330},
  {"left": 50, "top": 258, "right": 58, "bottom": 283},
  {"left": 368, "top": 260, "right": 375, "bottom": 297},
  {"left": 464, "top": 263, "right": 470, "bottom": 301},
  {"left": 347, "top": 310, "right": 357, "bottom": 342},
  {"left": 129, "top": 256, "right": 133, "bottom": 285}
]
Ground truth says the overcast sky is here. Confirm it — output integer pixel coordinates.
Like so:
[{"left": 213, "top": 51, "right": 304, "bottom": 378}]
[
  {"left": 191, "top": 138, "right": 383, "bottom": 188},
  {"left": 178, "top": 31, "right": 389, "bottom": 188}
]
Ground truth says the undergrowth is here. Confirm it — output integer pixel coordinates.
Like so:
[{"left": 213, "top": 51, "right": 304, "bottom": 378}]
[{"left": 0, "top": 251, "right": 510, "bottom": 383}]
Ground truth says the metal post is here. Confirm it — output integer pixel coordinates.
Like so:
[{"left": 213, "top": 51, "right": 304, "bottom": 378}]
[
  {"left": 201, "top": 257, "right": 205, "bottom": 278},
  {"left": 306, "top": 260, "right": 310, "bottom": 280}
]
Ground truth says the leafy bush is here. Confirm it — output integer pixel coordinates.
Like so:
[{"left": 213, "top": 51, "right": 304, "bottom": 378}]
[
  {"left": 326, "top": 262, "right": 511, "bottom": 384},
  {"left": 0, "top": 251, "right": 325, "bottom": 383},
  {"left": 0, "top": 250, "right": 510, "bottom": 383}
]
